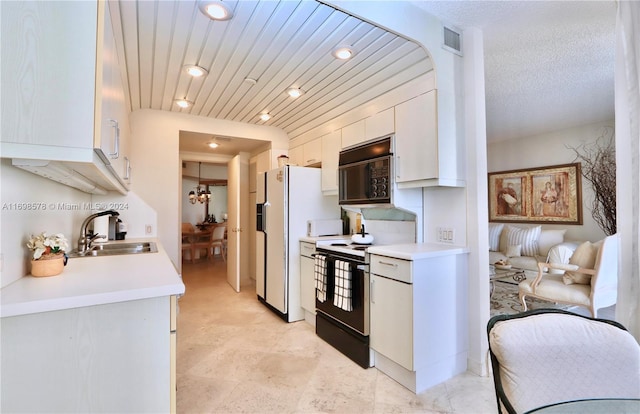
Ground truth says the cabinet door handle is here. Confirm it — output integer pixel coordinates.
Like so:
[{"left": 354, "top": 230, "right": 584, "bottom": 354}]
[
  {"left": 108, "top": 119, "right": 120, "bottom": 159},
  {"left": 396, "top": 155, "right": 401, "bottom": 179},
  {"left": 371, "top": 279, "right": 375, "bottom": 304},
  {"left": 124, "top": 156, "right": 131, "bottom": 181},
  {"left": 378, "top": 260, "right": 398, "bottom": 268}
]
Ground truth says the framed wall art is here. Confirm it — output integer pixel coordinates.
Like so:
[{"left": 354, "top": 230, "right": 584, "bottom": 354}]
[{"left": 488, "top": 163, "right": 582, "bottom": 224}]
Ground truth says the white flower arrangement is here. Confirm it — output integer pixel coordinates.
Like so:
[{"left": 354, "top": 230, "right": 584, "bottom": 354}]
[{"left": 27, "top": 232, "right": 69, "bottom": 260}]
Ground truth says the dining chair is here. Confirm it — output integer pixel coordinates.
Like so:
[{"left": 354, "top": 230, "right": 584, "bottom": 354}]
[
  {"left": 210, "top": 225, "right": 226, "bottom": 261},
  {"left": 181, "top": 223, "right": 195, "bottom": 262},
  {"left": 191, "top": 230, "right": 213, "bottom": 261},
  {"left": 487, "top": 309, "right": 640, "bottom": 414}
]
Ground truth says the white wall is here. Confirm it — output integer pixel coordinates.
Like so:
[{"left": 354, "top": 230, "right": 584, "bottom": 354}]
[
  {"left": 128, "top": 109, "right": 289, "bottom": 269},
  {"left": 488, "top": 120, "right": 613, "bottom": 243},
  {"left": 0, "top": 159, "right": 90, "bottom": 287}
]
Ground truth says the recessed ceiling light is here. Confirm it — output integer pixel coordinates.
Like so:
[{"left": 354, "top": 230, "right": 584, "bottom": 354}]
[
  {"left": 287, "top": 88, "right": 304, "bottom": 98},
  {"left": 184, "top": 65, "right": 208, "bottom": 77},
  {"left": 259, "top": 113, "right": 271, "bottom": 121},
  {"left": 208, "top": 142, "right": 219, "bottom": 149},
  {"left": 174, "top": 98, "right": 193, "bottom": 108},
  {"left": 198, "top": 0, "right": 233, "bottom": 21},
  {"left": 332, "top": 46, "right": 355, "bottom": 60}
]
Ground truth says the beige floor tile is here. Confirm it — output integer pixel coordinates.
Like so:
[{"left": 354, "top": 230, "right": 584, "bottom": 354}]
[{"left": 177, "top": 260, "right": 497, "bottom": 413}]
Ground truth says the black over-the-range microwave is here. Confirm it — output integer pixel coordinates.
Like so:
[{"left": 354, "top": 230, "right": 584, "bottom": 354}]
[{"left": 338, "top": 136, "right": 393, "bottom": 205}]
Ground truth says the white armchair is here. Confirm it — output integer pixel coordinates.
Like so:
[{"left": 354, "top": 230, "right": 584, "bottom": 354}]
[
  {"left": 488, "top": 309, "right": 640, "bottom": 414},
  {"left": 518, "top": 234, "right": 618, "bottom": 317}
]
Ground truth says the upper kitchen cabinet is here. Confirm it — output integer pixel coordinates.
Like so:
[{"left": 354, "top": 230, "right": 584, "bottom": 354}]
[
  {"left": 287, "top": 146, "right": 304, "bottom": 167},
  {"left": 394, "top": 90, "right": 464, "bottom": 188},
  {"left": 365, "top": 108, "right": 395, "bottom": 142},
  {"left": 341, "top": 109, "right": 395, "bottom": 150},
  {"left": 289, "top": 138, "right": 321, "bottom": 167},
  {"left": 341, "top": 120, "right": 366, "bottom": 149},
  {"left": 321, "top": 130, "right": 341, "bottom": 194},
  {"left": 0, "top": 1, "right": 130, "bottom": 194},
  {"left": 302, "top": 138, "right": 322, "bottom": 167}
]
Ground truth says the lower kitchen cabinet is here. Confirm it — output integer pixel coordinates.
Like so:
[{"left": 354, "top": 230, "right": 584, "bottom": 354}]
[
  {"left": 369, "top": 253, "right": 468, "bottom": 393},
  {"left": 1, "top": 296, "right": 176, "bottom": 413},
  {"left": 370, "top": 273, "right": 413, "bottom": 370}
]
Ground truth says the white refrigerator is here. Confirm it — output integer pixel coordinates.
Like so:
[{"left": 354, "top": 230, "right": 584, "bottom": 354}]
[{"left": 256, "top": 165, "right": 338, "bottom": 322}]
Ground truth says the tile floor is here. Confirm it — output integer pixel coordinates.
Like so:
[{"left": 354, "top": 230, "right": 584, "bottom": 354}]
[{"left": 176, "top": 259, "right": 497, "bottom": 413}]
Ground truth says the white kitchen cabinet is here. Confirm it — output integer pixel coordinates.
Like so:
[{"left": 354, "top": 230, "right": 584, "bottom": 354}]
[
  {"left": 393, "top": 89, "right": 464, "bottom": 187},
  {"left": 1, "top": 295, "right": 175, "bottom": 412},
  {"left": 0, "top": 1, "right": 130, "bottom": 193},
  {"left": 365, "top": 108, "right": 395, "bottom": 141},
  {"left": 288, "top": 145, "right": 304, "bottom": 166},
  {"left": 341, "top": 120, "right": 366, "bottom": 149},
  {"left": 170, "top": 295, "right": 177, "bottom": 413},
  {"left": 303, "top": 137, "right": 322, "bottom": 166},
  {"left": 369, "top": 252, "right": 467, "bottom": 393},
  {"left": 300, "top": 241, "right": 317, "bottom": 324},
  {"left": 321, "top": 130, "right": 341, "bottom": 194},
  {"left": 98, "top": 3, "right": 132, "bottom": 187},
  {"left": 289, "top": 138, "right": 322, "bottom": 167},
  {"left": 370, "top": 272, "right": 414, "bottom": 370},
  {"left": 394, "top": 90, "right": 438, "bottom": 184}
]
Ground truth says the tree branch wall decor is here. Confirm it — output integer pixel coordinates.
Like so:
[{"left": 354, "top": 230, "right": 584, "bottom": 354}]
[{"left": 567, "top": 127, "right": 616, "bottom": 235}]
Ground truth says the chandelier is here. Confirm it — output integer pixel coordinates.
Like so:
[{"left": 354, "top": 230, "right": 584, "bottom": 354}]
[{"left": 188, "top": 162, "right": 211, "bottom": 204}]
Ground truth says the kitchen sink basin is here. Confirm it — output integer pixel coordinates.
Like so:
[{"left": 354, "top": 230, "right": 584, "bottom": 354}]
[{"left": 68, "top": 242, "right": 158, "bottom": 258}]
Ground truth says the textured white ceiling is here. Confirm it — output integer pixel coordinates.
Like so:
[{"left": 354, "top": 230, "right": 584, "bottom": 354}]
[{"left": 412, "top": 0, "right": 616, "bottom": 142}]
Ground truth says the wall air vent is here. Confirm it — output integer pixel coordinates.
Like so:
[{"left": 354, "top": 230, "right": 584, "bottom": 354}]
[{"left": 443, "top": 26, "right": 462, "bottom": 56}]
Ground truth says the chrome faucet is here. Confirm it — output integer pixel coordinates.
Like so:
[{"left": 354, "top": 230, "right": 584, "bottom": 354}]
[{"left": 77, "top": 210, "right": 120, "bottom": 254}]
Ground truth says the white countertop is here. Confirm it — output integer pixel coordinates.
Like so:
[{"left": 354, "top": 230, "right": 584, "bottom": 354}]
[
  {"left": 0, "top": 239, "right": 185, "bottom": 318},
  {"left": 367, "top": 243, "right": 469, "bottom": 261}
]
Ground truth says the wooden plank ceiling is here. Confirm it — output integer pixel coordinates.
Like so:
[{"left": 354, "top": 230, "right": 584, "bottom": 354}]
[{"left": 109, "top": 0, "right": 432, "bottom": 139}]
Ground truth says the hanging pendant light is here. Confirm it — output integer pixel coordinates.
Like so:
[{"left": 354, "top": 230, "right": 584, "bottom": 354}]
[{"left": 187, "top": 162, "right": 211, "bottom": 205}]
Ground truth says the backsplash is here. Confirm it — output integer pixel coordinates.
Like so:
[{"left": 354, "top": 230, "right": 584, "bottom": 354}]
[
  {"left": 1, "top": 160, "right": 89, "bottom": 287},
  {"left": 1, "top": 160, "right": 158, "bottom": 288}
]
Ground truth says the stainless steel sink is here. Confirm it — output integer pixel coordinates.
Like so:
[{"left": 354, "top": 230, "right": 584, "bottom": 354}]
[{"left": 68, "top": 242, "right": 158, "bottom": 258}]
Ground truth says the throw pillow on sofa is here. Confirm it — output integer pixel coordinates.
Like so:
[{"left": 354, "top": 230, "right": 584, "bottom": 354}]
[
  {"left": 506, "top": 244, "right": 521, "bottom": 257},
  {"left": 563, "top": 240, "right": 602, "bottom": 285},
  {"left": 504, "top": 225, "right": 541, "bottom": 257},
  {"left": 489, "top": 223, "right": 504, "bottom": 251}
]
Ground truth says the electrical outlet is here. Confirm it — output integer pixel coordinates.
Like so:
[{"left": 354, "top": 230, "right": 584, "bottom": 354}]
[{"left": 145, "top": 225, "right": 153, "bottom": 234}]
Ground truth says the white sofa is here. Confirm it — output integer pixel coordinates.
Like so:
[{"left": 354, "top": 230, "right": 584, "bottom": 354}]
[{"left": 489, "top": 224, "right": 579, "bottom": 272}]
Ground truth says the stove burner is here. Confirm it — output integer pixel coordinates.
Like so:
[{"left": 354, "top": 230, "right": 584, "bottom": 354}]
[
  {"left": 352, "top": 246, "right": 368, "bottom": 251},
  {"left": 331, "top": 243, "right": 348, "bottom": 246}
]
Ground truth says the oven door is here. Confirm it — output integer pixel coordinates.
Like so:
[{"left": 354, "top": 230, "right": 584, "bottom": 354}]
[{"left": 316, "top": 255, "right": 369, "bottom": 335}]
